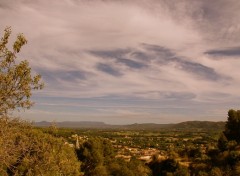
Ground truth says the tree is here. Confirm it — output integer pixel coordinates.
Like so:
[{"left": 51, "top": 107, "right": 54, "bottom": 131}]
[
  {"left": 218, "top": 133, "right": 228, "bottom": 151},
  {"left": 0, "top": 27, "right": 43, "bottom": 115},
  {"left": 76, "top": 137, "right": 113, "bottom": 176},
  {"left": 205, "top": 109, "right": 240, "bottom": 176},
  {"left": 0, "top": 28, "right": 82, "bottom": 175},
  {"left": 77, "top": 137, "right": 150, "bottom": 176},
  {"left": 0, "top": 118, "right": 82, "bottom": 175},
  {"left": 224, "top": 109, "right": 240, "bottom": 143},
  {"left": 210, "top": 167, "right": 223, "bottom": 176},
  {"left": 148, "top": 158, "right": 184, "bottom": 176}
]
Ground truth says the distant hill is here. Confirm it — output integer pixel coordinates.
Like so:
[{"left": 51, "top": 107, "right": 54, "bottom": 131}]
[
  {"left": 34, "top": 120, "right": 225, "bottom": 131},
  {"left": 116, "top": 123, "right": 174, "bottom": 130},
  {"left": 172, "top": 121, "right": 225, "bottom": 131},
  {"left": 34, "top": 121, "right": 170, "bottom": 129},
  {"left": 35, "top": 121, "right": 109, "bottom": 128}
]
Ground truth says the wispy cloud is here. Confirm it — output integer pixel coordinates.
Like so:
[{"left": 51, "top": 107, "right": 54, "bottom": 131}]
[
  {"left": 205, "top": 47, "right": 240, "bottom": 57},
  {"left": 1, "top": 0, "right": 240, "bottom": 123},
  {"left": 96, "top": 63, "right": 123, "bottom": 77}
]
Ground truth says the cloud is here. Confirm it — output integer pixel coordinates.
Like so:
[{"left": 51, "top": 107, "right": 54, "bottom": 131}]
[
  {"left": 89, "top": 49, "right": 148, "bottom": 69},
  {"left": 96, "top": 63, "right": 122, "bottom": 77},
  {"left": 117, "top": 58, "right": 147, "bottom": 69},
  {"left": 141, "top": 43, "right": 175, "bottom": 58},
  {"left": 89, "top": 49, "right": 131, "bottom": 58},
  {"left": 36, "top": 68, "right": 92, "bottom": 90},
  {"left": 1, "top": 0, "right": 240, "bottom": 123},
  {"left": 90, "top": 43, "right": 228, "bottom": 82},
  {"left": 177, "top": 60, "right": 227, "bottom": 81},
  {"left": 156, "top": 0, "right": 240, "bottom": 45},
  {"left": 161, "top": 91, "right": 196, "bottom": 100},
  {"left": 205, "top": 47, "right": 240, "bottom": 57},
  {"left": 142, "top": 44, "right": 229, "bottom": 81}
]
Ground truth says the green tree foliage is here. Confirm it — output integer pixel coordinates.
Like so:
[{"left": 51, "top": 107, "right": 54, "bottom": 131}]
[
  {"left": 0, "top": 117, "right": 81, "bottom": 175},
  {"left": 224, "top": 109, "right": 240, "bottom": 143},
  {"left": 174, "top": 167, "right": 190, "bottom": 176},
  {"left": 218, "top": 133, "right": 228, "bottom": 151},
  {"left": 77, "top": 137, "right": 150, "bottom": 176},
  {"left": 210, "top": 167, "right": 223, "bottom": 176},
  {"left": 148, "top": 157, "right": 189, "bottom": 176},
  {"left": 110, "top": 157, "right": 150, "bottom": 176},
  {"left": 202, "top": 109, "right": 240, "bottom": 175},
  {"left": 0, "top": 27, "right": 43, "bottom": 115},
  {"left": 190, "top": 162, "right": 209, "bottom": 176},
  {"left": 77, "top": 137, "right": 115, "bottom": 175},
  {"left": 0, "top": 28, "right": 81, "bottom": 175}
]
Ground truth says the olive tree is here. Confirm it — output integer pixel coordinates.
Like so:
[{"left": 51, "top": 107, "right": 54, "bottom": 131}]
[{"left": 0, "top": 27, "right": 43, "bottom": 115}]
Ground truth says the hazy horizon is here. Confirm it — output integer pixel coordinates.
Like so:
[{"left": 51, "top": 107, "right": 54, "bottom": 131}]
[
  {"left": 33, "top": 119, "right": 226, "bottom": 126},
  {"left": 1, "top": 0, "right": 240, "bottom": 124}
]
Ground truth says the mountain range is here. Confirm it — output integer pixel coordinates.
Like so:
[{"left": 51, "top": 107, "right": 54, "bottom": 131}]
[{"left": 34, "top": 121, "right": 225, "bottom": 131}]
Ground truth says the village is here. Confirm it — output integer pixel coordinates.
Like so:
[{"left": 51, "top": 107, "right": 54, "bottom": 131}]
[{"left": 64, "top": 129, "right": 216, "bottom": 166}]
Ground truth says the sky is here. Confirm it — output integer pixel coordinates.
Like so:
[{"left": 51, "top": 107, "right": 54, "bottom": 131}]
[{"left": 1, "top": 0, "right": 240, "bottom": 124}]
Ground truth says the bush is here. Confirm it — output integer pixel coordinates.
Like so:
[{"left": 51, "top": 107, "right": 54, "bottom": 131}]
[{"left": 0, "top": 117, "right": 82, "bottom": 175}]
